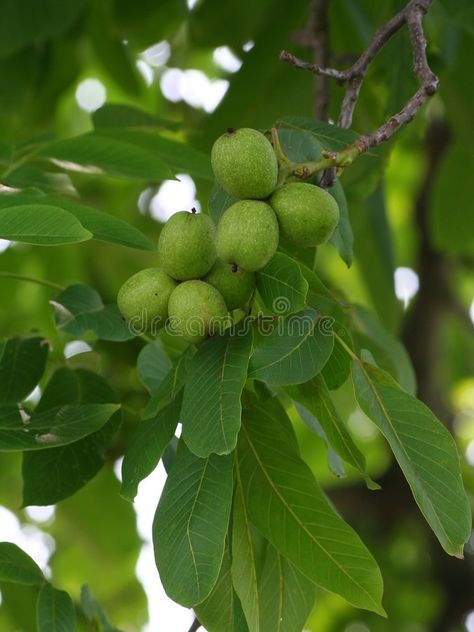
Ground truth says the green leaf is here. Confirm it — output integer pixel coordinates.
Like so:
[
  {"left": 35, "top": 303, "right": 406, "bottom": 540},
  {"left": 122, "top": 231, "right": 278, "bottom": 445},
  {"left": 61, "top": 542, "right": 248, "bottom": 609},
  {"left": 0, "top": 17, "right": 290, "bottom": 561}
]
[
  {"left": 0, "top": 204, "right": 92, "bottom": 245},
  {"left": 328, "top": 179, "right": 353, "bottom": 267},
  {"left": 0, "top": 542, "right": 44, "bottom": 585},
  {"left": 352, "top": 185, "right": 397, "bottom": 328},
  {"left": 36, "top": 584, "right": 75, "bottom": 632},
  {"left": 143, "top": 348, "right": 193, "bottom": 418},
  {"left": 38, "top": 133, "right": 174, "bottom": 181},
  {"left": 51, "top": 284, "right": 134, "bottom": 342},
  {"left": 22, "top": 368, "right": 121, "bottom": 506},
  {"left": 121, "top": 394, "right": 182, "bottom": 501},
  {"left": 320, "top": 323, "right": 353, "bottom": 390},
  {"left": 233, "top": 462, "right": 314, "bottom": 632},
  {"left": 94, "top": 128, "right": 213, "bottom": 181},
  {"left": 181, "top": 329, "right": 253, "bottom": 457},
  {"left": 277, "top": 116, "right": 360, "bottom": 152},
  {"left": 352, "top": 305, "right": 416, "bottom": 395},
  {"left": 352, "top": 359, "right": 471, "bottom": 557},
  {"left": 81, "top": 585, "right": 123, "bottom": 632},
  {"left": 0, "top": 336, "right": 48, "bottom": 404},
  {"left": 232, "top": 469, "right": 262, "bottom": 631},
  {"left": 257, "top": 543, "right": 315, "bottom": 632},
  {"left": 208, "top": 181, "right": 239, "bottom": 224},
  {"left": 48, "top": 198, "right": 155, "bottom": 251},
  {"left": 256, "top": 253, "right": 308, "bottom": 316},
  {"left": 153, "top": 443, "right": 234, "bottom": 606},
  {"left": 0, "top": 403, "right": 119, "bottom": 451},
  {"left": 293, "top": 401, "right": 346, "bottom": 479},
  {"left": 137, "top": 340, "right": 172, "bottom": 394},
  {"left": 195, "top": 542, "right": 249, "bottom": 632},
  {"left": 237, "top": 402, "right": 385, "bottom": 615},
  {"left": 248, "top": 308, "right": 334, "bottom": 386},
  {"left": 3, "top": 166, "right": 77, "bottom": 196},
  {"left": 289, "top": 376, "right": 379, "bottom": 490},
  {"left": 92, "top": 103, "right": 179, "bottom": 130}
]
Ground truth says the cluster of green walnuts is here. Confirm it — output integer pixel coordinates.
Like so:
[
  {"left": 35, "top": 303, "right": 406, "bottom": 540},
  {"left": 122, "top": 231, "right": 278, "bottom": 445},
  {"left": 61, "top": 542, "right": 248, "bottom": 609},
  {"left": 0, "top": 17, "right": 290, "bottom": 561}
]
[{"left": 117, "top": 127, "right": 340, "bottom": 344}]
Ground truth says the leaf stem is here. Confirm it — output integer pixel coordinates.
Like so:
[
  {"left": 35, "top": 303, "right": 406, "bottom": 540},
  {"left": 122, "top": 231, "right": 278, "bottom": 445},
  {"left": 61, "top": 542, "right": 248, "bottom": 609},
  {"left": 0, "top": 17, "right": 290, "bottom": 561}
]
[
  {"left": 0, "top": 272, "right": 64, "bottom": 291},
  {"left": 333, "top": 330, "right": 358, "bottom": 361}
]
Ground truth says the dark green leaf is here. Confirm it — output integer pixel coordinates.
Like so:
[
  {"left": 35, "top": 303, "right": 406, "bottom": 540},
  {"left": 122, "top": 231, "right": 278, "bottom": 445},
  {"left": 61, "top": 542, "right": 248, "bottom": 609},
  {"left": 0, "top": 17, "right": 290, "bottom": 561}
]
[
  {"left": 36, "top": 584, "right": 75, "bottom": 632},
  {"left": 0, "top": 403, "right": 119, "bottom": 451},
  {"left": 153, "top": 444, "right": 234, "bottom": 606},
  {"left": 0, "top": 542, "right": 44, "bottom": 585},
  {"left": 48, "top": 198, "right": 155, "bottom": 251},
  {"left": 352, "top": 185, "right": 397, "bottom": 328},
  {"left": 293, "top": 401, "right": 346, "bottom": 478},
  {"left": 195, "top": 542, "right": 249, "bottom": 632},
  {"left": 94, "top": 129, "right": 213, "bottom": 181},
  {"left": 352, "top": 305, "right": 416, "bottom": 395},
  {"left": 208, "top": 181, "right": 239, "bottom": 224},
  {"left": 237, "top": 403, "right": 385, "bottom": 614},
  {"left": 0, "top": 204, "right": 92, "bottom": 245},
  {"left": 320, "top": 323, "right": 353, "bottom": 390},
  {"left": 0, "top": 337, "right": 48, "bottom": 404},
  {"left": 352, "top": 359, "right": 471, "bottom": 557},
  {"left": 289, "top": 375, "right": 379, "bottom": 489},
  {"left": 256, "top": 253, "right": 308, "bottom": 316},
  {"left": 51, "top": 284, "right": 134, "bottom": 342},
  {"left": 328, "top": 179, "right": 353, "bottom": 267},
  {"left": 277, "top": 116, "right": 360, "bottom": 152},
  {"left": 38, "top": 133, "right": 174, "bottom": 181},
  {"left": 0, "top": 0, "right": 88, "bottom": 56},
  {"left": 182, "top": 329, "right": 253, "bottom": 457},
  {"left": 3, "top": 166, "right": 77, "bottom": 196},
  {"left": 92, "top": 103, "right": 179, "bottom": 130},
  {"left": 249, "top": 308, "right": 334, "bottom": 385},
  {"left": 121, "top": 394, "right": 182, "bottom": 501},
  {"left": 257, "top": 543, "right": 315, "bottom": 632},
  {"left": 81, "top": 585, "right": 123, "bottom": 632},
  {"left": 137, "top": 340, "right": 172, "bottom": 394},
  {"left": 22, "top": 368, "right": 121, "bottom": 506},
  {"left": 143, "top": 348, "right": 193, "bottom": 418}
]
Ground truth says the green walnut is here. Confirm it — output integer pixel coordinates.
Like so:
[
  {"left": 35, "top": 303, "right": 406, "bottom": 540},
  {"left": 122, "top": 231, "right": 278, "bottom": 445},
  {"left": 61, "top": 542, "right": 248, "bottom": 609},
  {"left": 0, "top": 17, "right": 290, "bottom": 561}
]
[
  {"left": 158, "top": 209, "right": 216, "bottom": 281},
  {"left": 204, "top": 259, "right": 255, "bottom": 310},
  {"left": 216, "top": 200, "right": 279, "bottom": 272},
  {"left": 211, "top": 128, "right": 278, "bottom": 199},
  {"left": 168, "top": 280, "right": 230, "bottom": 344},
  {"left": 270, "top": 182, "right": 340, "bottom": 247},
  {"left": 117, "top": 268, "right": 177, "bottom": 334}
]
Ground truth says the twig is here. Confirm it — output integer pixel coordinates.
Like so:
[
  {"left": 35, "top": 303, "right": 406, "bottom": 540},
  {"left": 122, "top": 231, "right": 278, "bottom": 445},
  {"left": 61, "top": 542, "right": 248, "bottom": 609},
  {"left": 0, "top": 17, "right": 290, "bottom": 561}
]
[
  {"left": 0, "top": 272, "right": 64, "bottom": 291},
  {"left": 280, "top": 0, "right": 438, "bottom": 185},
  {"left": 310, "top": 0, "right": 332, "bottom": 120}
]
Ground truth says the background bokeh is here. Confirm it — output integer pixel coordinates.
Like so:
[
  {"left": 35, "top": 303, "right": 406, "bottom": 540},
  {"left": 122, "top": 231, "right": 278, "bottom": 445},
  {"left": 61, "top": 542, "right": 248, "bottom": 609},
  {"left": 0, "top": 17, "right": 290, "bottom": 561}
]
[{"left": 0, "top": 1, "right": 473, "bottom": 630}]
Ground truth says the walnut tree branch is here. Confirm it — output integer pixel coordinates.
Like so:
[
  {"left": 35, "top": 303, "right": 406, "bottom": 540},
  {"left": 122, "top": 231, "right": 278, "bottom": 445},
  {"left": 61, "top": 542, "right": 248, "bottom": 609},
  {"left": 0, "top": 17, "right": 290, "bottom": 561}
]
[{"left": 279, "top": 0, "right": 438, "bottom": 184}]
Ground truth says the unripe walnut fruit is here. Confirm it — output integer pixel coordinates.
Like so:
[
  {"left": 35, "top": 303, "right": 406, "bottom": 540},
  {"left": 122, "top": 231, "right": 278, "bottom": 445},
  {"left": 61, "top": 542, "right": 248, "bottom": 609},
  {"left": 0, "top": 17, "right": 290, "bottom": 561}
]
[
  {"left": 168, "top": 280, "right": 230, "bottom": 345},
  {"left": 158, "top": 210, "right": 216, "bottom": 281},
  {"left": 211, "top": 128, "right": 278, "bottom": 199},
  {"left": 216, "top": 200, "right": 279, "bottom": 272},
  {"left": 270, "top": 182, "right": 340, "bottom": 247},
  {"left": 204, "top": 260, "right": 255, "bottom": 310},
  {"left": 117, "top": 268, "right": 177, "bottom": 333}
]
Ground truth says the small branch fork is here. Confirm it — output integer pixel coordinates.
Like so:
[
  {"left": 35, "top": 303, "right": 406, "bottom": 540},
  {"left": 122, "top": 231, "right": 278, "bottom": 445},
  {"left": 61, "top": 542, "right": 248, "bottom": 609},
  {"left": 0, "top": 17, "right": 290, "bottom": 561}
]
[{"left": 279, "top": 0, "right": 438, "bottom": 184}]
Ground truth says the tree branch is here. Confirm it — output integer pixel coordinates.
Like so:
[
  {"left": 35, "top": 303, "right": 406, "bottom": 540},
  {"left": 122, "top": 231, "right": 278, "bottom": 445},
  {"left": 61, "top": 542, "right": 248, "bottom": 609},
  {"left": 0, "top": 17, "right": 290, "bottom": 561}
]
[
  {"left": 187, "top": 617, "right": 201, "bottom": 632},
  {"left": 280, "top": 0, "right": 438, "bottom": 185}
]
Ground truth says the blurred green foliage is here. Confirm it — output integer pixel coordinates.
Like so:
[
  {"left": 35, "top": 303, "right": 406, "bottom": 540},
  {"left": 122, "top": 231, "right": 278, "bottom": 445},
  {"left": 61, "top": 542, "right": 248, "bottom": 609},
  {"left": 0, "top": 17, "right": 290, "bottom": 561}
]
[{"left": 0, "top": 0, "right": 473, "bottom": 630}]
